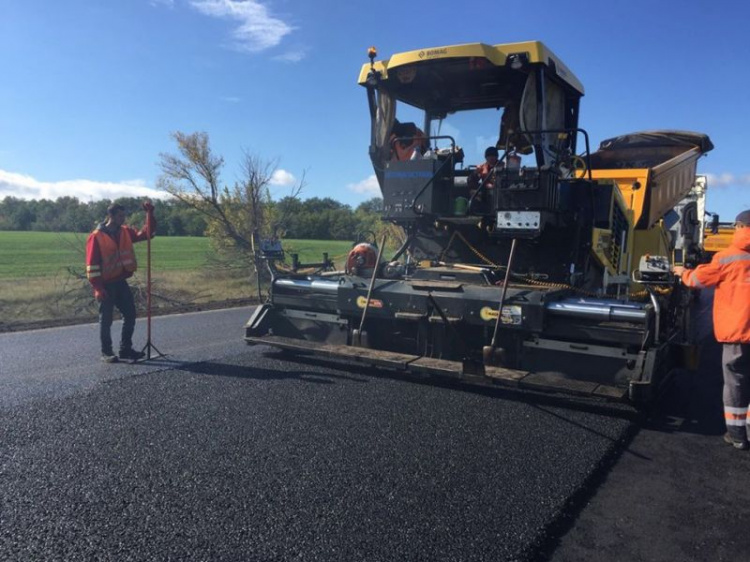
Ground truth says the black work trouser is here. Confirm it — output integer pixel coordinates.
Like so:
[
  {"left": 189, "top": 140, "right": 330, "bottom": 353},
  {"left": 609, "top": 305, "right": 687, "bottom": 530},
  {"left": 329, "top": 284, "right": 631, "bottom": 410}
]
[
  {"left": 99, "top": 279, "right": 136, "bottom": 354},
  {"left": 723, "top": 343, "right": 750, "bottom": 442}
]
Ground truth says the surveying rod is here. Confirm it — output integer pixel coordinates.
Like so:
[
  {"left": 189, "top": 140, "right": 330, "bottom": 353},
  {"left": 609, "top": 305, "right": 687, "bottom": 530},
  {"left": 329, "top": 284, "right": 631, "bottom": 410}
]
[{"left": 140, "top": 198, "right": 163, "bottom": 360}]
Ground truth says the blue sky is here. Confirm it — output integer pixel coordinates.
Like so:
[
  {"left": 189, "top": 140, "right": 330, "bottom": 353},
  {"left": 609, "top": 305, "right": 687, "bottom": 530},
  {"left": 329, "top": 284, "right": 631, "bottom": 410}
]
[{"left": 1, "top": 0, "right": 748, "bottom": 221}]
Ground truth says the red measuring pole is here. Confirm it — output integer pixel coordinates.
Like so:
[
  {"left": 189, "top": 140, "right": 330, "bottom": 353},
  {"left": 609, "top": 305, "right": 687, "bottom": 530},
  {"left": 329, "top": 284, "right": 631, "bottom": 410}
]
[
  {"left": 146, "top": 229, "right": 152, "bottom": 359},
  {"left": 139, "top": 200, "right": 163, "bottom": 361}
]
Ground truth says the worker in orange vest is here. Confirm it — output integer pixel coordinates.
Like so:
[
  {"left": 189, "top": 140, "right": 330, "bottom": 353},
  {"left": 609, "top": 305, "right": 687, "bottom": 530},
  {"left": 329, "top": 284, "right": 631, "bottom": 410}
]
[
  {"left": 86, "top": 200, "right": 156, "bottom": 363},
  {"left": 467, "top": 146, "right": 503, "bottom": 204},
  {"left": 389, "top": 120, "right": 428, "bottom": 161},
  {"left": 674, "top": 209, "right": 750, "bottom": 450},
  {"left": 474, "top": 146, "right": 501, "bottom": 187}
]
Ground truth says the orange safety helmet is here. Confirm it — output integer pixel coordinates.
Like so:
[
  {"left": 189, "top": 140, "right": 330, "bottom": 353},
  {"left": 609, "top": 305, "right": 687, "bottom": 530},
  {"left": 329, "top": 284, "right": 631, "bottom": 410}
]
[{"left": 346, "top": 243, "right": 379, "bottom": 276}]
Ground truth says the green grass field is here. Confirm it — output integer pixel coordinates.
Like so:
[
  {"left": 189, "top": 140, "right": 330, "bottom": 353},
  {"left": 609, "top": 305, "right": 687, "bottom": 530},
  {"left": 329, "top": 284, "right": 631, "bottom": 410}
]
[
  {"left": 0, "top": 231, "right": 356, "bottom": 325},
  {"left": 0, "top": 231, "right": 355, "bottom": 279}
]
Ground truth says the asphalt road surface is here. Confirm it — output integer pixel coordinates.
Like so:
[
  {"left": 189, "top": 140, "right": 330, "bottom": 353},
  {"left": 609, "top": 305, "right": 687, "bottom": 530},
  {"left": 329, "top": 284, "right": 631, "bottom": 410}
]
[{"left": 1, "top": 306, "right": 749, "bottom": 561}]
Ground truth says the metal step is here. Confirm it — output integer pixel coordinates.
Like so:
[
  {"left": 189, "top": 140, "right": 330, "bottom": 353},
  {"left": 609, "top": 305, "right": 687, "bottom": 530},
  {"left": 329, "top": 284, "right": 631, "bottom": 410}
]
[{"left": 245, "top": 334, "right": 627, "bottom": 401}]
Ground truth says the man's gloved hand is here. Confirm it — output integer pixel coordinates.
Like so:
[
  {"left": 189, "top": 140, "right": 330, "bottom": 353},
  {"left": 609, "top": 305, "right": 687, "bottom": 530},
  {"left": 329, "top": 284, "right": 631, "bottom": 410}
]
[
  {"left": 94, "top": 288, "right": 108, "bottom": 302},
  {"left": 142, "top": 199, "right": 154, "bottom": 213}
]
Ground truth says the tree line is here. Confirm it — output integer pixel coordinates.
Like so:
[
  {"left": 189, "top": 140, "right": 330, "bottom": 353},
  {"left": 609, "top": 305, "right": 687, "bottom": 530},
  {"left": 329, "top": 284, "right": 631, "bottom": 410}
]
[
  {"left": 0, "top": 194, "right": 384, "bottom": 240},
  {"left": 2, "top": 131, "right": 395, "bottom": 302}
]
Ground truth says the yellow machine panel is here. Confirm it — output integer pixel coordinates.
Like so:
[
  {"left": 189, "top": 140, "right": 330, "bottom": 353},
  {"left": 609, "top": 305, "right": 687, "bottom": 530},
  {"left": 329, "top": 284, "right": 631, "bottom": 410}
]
[
  {"left": 589, "top": 180, "right": 633, "bottom": 277},
  {"left": 590, "top": 169, "right": 649, "bottom": 222},
  {"left": 704, "top": 226, "right": 734, "bottom": 255},
  {"left": 591, "top": 228, "right": 618, "bottom": 276}
]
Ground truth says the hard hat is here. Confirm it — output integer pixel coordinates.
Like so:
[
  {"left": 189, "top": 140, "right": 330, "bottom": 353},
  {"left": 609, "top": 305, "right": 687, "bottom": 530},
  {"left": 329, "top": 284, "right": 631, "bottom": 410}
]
[{"left": 346, "top": 243, "right": 380, "bottom": 276}]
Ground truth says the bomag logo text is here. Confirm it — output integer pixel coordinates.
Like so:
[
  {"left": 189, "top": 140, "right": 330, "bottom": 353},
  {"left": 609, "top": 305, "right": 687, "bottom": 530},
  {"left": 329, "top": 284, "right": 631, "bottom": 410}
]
[{"left": 419, "top": 48, "right": 448, "bottom": 59}]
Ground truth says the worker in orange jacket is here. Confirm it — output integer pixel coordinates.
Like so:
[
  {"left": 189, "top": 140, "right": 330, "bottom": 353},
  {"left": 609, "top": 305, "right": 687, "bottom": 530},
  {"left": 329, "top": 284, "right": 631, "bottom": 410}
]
[
  {"left": 675, "top": 209, "right": 750, "bottom": 450},
  {"left": 389, "top": 120, "right": 428, "bottom": 161},
  {"left": 86, "top": 200, "right": 156, "bottom": 363},
  {"left": 473, "top": 146, "right": 502, "bottom": 189},
  {"left": 467, "top": 146, "right": 503, "bottom": 207}
]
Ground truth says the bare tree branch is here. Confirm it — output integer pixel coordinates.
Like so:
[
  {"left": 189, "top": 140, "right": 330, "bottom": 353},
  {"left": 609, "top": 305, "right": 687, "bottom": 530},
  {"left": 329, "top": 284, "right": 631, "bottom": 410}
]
[
  {"left": 155, "top": 131, "right": 307, "bottom": 300},
  {"left": 157, "top": 131, "right": 289, "bottom": 257}
]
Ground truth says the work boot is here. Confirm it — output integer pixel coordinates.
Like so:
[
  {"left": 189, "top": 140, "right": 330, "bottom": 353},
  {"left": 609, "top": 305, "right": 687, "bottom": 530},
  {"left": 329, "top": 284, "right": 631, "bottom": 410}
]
[
  {"left": 723, "top": 433, "right": 749, "bottom": 450},
  {"left": 119, "top": 348, "right": 145, "bottom": 362},
  {"left": 101, "top": 352, "right": 119, "bottom": 363}
]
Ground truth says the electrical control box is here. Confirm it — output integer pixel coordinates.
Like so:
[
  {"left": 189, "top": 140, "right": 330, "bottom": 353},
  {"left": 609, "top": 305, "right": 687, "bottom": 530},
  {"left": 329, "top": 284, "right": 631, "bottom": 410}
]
[{"left": 381, "top": 159, "right": 451, "bottom": 220}]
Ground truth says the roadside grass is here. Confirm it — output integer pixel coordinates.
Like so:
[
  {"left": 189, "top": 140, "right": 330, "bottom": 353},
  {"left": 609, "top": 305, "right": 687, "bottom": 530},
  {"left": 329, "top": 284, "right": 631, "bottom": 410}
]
[
  {"left": 0, "top": 269, "right": 254, "bottom": 325},
  {"left": 0, "top": 231, "right": 214, "bottom": 278},
  {"left": 0, "top": 231, "right": 357, "bottom": 327},
  {"left": 0, "top": 232, "right": 355, "bottom": 278}
]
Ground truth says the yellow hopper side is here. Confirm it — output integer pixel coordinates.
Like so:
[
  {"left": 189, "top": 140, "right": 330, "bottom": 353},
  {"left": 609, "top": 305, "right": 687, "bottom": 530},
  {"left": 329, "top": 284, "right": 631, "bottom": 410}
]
[{"left": 588, "top": 131, "right": 713, "bottom": 229}]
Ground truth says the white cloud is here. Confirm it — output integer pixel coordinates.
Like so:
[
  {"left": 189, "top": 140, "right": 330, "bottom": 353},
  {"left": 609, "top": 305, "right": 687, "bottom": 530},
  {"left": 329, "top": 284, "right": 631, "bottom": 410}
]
[
  {"left": 190, "top": 0, "right": 294, "bottom": 53},
  {"left": 220, "top": 95, "right": 241, "bottom": 103},
  {"left": 0, "top": 169, "right": 166, "bottom": 201},
  {"left": 269, "top": 169, "right": 296, "bottom": 187},
  {"left": 347, "top": 175, "right": 380, "bottom": 196},
  {"left": 273, "top": 49, "right": 307, "bottom": 63},
  {"left": 705, "top": 172, "right": 750, "bottom": 188},
  {"left": 150, "top": 0, "right": 175, "bottom": 7},
  {"left": 120, "top": 178, "right": 149, "bottom": 188}
]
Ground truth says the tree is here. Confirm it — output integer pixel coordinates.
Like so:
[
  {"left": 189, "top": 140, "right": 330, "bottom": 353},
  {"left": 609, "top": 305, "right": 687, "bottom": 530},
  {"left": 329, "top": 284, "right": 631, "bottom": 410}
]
[
  {"left": 274, "top": 196, "right": 305, "bottom": 238},
  {"left": 156, "top": 131, "right": 303, "bottom": 268},
  {"left": 86, "top": 199, "right": 112, "bottom": 230},
  {"left": 0, "top": 197, "right": 35, "bottom": 230},
  {"left": 355, "top": 197, "right": 383, "bottom": 214},
  {"left": 30, "top": 199, "right": 58, "bottom": 231},
  {"left": 166, "top": 214, "right": 186, "bottom": 236}
]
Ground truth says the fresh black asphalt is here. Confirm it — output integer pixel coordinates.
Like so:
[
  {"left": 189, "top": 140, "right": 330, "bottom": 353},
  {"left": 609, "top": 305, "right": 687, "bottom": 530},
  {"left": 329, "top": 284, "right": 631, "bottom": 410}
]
[
  {"left": 0, "top": 308, "right": 632, "bottom": 561},
  {"left": 2, "top": 306, "right": 750, "bottom": 561},
  {"left": 550, "top": 338, "right": 750, "bottom": 562}
]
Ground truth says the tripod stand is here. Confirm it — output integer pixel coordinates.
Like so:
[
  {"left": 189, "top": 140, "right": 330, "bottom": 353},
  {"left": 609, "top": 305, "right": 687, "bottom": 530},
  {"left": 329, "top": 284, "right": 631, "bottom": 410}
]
[{"left": 140, "top": 227, "right": 164, "bottom": 361}]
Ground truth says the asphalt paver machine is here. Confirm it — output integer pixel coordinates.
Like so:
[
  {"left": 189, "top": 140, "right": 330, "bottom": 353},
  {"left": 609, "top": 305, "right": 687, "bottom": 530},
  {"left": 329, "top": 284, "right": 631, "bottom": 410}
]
[{"left": 246, "top": 41, "right": 713, "bottom": 403}]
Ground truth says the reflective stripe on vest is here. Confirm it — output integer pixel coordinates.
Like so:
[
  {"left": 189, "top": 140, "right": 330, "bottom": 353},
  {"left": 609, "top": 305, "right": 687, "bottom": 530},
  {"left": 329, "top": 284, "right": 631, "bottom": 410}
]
[
  {"left": 719, "top": 254, "right": 750, "bottom": 265},
  {"left": 86, "top": 264, "right": 102, "bottom": 280},
  {"left": 94, "top": 228, "right": 137, "bottom": 282}
]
